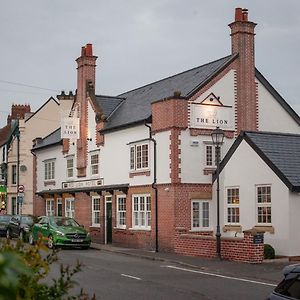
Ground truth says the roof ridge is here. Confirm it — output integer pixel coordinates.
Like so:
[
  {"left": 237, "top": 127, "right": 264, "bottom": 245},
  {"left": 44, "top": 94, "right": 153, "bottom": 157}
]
[
  {"left": 117, "top": 54, "right": 235, "bottom": 97},
  {"left": 95, "top": 94, "right": 125, "bottom": 100},
  {"left": 244, "top": 130, "right": 300, "bottom": 138}
]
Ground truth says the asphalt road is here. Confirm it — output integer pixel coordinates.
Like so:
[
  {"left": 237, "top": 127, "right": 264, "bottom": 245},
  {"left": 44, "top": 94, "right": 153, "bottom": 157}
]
[{"left": 46, "top": 248, "right": 275, "bottom": 300}]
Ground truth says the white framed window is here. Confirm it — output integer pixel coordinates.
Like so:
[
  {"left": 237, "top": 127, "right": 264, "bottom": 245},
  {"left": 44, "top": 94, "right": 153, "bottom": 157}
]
[
  {"left": 191, "top": 200, "right": 210, "bottom": 230},
  {"left": 204, "top": 143, "right": 220, "bottom": 168},
  {"left": 132, "top": 194, "right": 151, "bottom": 230},
  {"left": 117, "top": 196, "right": 126, "bottom": 229},
  {"left": 66, "top": 156, "right": 74, "bottom": 178},
  {"left": 92, "top": 196, "right": 101, "bottom": 227},
  {"left": 226, "top": 188, "right": 240, "bottom": 224},
  {"left": 256, "top": 185, "right": 271, "bottom": 224},
  {"left": 65, "top": 198, "right": 75, "bottom": 218},
  {"left": 44, "top": 159, "right": 55, "bottom": 180},
  {"left": 46, "top": 199, "right": 55, "bottom": 216},
  {"left": 130, "top": 143, "right": 149, "bottom": 171},
  {"left": 90, "top": 153, "right": 99, "bottom": 176}
]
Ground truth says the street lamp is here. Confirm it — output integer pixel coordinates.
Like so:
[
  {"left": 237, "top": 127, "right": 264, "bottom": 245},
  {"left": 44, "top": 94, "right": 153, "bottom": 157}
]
[{"left": 211, "top": 126, "right": 225, "bottom": 260}]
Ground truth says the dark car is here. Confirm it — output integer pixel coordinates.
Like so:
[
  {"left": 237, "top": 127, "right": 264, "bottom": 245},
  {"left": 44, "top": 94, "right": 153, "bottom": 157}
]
[
  {"left": 0, "top": 214, "right": 12, "bottom": 236},
  {"left": 267, "top": 264, "right": 300, "bottom": 299},
  {"left": 6, "top": 215, "right": 35, "bottom": 241}
]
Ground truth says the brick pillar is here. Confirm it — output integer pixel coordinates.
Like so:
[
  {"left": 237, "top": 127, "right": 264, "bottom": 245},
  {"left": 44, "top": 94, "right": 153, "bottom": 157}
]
[
  {"left": 229, "top": 8, "right": 258, "bottom": 134},
  {"left": 75, "top": 44, "right": 97, "bottom": 177}
]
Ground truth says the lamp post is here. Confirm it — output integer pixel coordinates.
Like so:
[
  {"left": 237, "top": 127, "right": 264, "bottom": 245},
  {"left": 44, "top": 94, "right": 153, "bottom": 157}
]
[{"left": 211, "top": 126, "right": 225, "bottom": 260}]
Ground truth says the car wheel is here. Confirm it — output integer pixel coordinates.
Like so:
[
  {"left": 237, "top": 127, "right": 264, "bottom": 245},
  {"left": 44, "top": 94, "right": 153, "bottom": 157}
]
[
  {"left": 6, "top": 229, "right": 11, "bottom": 239},
  {"left": 29, "top": 233, "right": 34, "bottom": 245},
  {"left": 47, "top": 235, "right": 54, "bottom": 249}
]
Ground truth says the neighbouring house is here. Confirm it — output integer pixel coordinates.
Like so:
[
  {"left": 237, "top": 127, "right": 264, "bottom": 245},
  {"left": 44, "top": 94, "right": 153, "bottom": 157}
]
[
  {"left": 33, "top": 7, "right": 299, "bottom": 261},
  {"left": 213, "top": 131, "right": 300, "bottom": 258},
  {"left": 2, "top": 97, "right": 74, "bottom": 216}
]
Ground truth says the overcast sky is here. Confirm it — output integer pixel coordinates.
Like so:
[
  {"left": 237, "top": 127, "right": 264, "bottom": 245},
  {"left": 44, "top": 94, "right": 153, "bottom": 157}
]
[{"left": 1, "top": 0, "right": 299, "bottom": 128}]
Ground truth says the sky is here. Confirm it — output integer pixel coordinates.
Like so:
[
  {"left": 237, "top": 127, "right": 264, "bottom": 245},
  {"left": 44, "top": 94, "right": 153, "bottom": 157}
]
[{"left": 0, "top": 0, "right": 299, "bottom": 128}]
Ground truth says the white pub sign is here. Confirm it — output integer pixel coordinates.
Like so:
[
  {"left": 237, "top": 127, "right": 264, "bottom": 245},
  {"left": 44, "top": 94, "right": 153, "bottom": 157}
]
[{"left": 61, "top": 117, "right": 80, "bottom": 139}]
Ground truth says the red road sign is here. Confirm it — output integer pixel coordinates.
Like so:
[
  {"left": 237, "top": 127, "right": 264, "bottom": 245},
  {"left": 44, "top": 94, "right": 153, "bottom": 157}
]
[{"left": 18, "top": 185, "right": 24, "bottom": 193}]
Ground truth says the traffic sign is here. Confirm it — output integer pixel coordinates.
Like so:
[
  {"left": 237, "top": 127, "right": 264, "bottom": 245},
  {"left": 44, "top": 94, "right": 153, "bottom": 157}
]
[{"left": 18, "top": 185, "right": 24, "bottom": 193}]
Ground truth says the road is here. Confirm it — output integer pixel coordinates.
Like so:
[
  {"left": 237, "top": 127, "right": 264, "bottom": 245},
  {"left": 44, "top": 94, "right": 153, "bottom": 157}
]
[{"left": 46, "top": 248, "right": 275, "bottom": 300}]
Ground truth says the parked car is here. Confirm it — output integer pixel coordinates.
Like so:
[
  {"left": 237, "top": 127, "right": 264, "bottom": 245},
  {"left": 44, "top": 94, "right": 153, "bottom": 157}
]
[
  {"left": 0, "top": 214, "right": 12, "bottom": 236},
  {"left": 29, "top": 216, "right": 91, "bottom": 249},
  {"left": 6, "top": 215, "right": 35, "bottom": 241},
  {"left": 267, "top": 264, "right": 300, "bottom": 299}
]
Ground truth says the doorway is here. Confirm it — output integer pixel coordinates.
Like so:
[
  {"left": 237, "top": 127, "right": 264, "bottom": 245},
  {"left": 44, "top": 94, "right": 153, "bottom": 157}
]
[{"left": 105, "top": 196, "right": 112, "bottom": 244}]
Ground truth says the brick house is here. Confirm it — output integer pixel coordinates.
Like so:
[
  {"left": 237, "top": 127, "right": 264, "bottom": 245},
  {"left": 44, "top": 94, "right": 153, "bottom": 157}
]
[{"left": 33, "top": 8, "right": 299, "bottom": 260}]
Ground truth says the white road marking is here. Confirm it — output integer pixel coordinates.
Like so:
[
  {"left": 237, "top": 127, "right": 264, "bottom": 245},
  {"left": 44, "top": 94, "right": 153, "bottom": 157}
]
[
  {"left": 163, "top": 265, "right": 277, "bottom": 287},
  {"left": 121, "top": 274, "right": 142, "bottom": 281}
]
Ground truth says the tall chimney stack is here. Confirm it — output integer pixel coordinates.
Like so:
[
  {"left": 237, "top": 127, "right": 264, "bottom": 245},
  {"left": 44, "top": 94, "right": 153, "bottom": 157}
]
[
  {"left": 229, "top": 8, "right": 258, "bottom": 133},
  {"left": 76, "top": 44, "right": 97, "bottom": 177}
]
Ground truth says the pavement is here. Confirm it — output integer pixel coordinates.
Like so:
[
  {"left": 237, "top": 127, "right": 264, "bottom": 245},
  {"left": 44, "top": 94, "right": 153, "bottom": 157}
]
[{"left": 90, "top": 242, "right": 293, "bottom": 285}]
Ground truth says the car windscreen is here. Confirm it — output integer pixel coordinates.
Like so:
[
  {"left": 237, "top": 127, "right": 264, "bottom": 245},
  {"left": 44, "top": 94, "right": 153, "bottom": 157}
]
[
  {"left": 21, "top": 216, "right": 34, "bottom": 224},
  {"left": 51, "top": 218, "right": 80, "bottom": 228},
  {"left": 275, "top": 275, "right": 300, "bottom": 299},
  {"left": 0, "top": 215, "right": 11, "bottom": 222}
]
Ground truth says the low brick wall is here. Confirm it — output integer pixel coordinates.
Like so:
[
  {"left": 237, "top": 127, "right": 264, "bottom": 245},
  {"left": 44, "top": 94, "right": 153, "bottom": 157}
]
[{"left": 175, "top": 229, "right": 264, "bottom": 263}]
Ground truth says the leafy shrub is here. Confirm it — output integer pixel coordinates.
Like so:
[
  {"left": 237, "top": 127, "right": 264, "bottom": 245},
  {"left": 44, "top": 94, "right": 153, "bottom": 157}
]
[
  {"left": 0, "top": 239, "right": 96, "bottom": 300},
  {"left": 264, "top": 243, "right": 275, "bottom": 259}
]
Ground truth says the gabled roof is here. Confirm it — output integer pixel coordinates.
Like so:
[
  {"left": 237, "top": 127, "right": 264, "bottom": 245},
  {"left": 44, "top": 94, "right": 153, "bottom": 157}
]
[
  {"left": 0, "top": 124, "right": 12, "bottom": 147},
  {"left": 101, "top": 54, "right": 237, "bottom": 132},
  {"left": 216, "top": 131, "right": 300, "bottom": 192},
  {"left": 32, "top": 127, "right": 62, "bottom": 151}
]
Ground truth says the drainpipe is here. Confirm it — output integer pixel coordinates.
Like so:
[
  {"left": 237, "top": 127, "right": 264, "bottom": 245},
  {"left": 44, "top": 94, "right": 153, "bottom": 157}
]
[
  {"left": 16, "top": 120, "right": 20, "bottom": 215},
  {"left": 145, "top": 122, "right": 158, "bottom": 252}
]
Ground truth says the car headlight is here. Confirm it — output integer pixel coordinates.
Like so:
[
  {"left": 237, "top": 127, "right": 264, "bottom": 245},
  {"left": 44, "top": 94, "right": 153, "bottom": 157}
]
[
  {"left": 56, "top": 231, "right": 65, "bottom": 236},
  {"left": 24, "top": 227, "right": 30, "bottom": 232},
  {"left": 87, "top": 232, "right": 90, "bottom": 237}
]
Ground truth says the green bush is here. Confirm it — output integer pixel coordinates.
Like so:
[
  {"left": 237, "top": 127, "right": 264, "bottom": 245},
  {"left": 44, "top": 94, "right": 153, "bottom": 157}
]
[
  {"left": 0, "top": 239, "right": 96, "bottom": 300},
  {"left": 264, "top": 243, "right": 275, "bottom": 259}
]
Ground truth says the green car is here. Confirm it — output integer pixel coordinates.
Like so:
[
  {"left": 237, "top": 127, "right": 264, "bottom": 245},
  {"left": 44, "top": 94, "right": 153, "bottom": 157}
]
[{"left": 29, "top": 216, "right": 91, "bottom": 249}]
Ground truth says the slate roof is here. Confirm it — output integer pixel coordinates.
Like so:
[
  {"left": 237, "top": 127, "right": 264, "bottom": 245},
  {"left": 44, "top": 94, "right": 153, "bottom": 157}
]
[
  {"left": 217, "top": 131, "right": 300, "bottom": 192},
  {"left": 101, "top": 54, "right": 237, "bottom": 132},
  {"left": 94, "top": 95, "right": 124, "bottom": 118},
  {"left": 32, "top": 127, "right": 61, "bottom": 151}
]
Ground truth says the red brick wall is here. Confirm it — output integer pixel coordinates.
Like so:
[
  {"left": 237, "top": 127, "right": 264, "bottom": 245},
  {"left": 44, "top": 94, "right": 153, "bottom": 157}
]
[
  {"left": 175, "top": 229, "right": 264, "bottom": 263},
  {"left": 34, "top": 195, "right": 46, "bottom": 216}
]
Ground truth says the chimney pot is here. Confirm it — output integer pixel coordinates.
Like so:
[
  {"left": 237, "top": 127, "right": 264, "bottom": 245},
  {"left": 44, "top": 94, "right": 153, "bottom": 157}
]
[
  {"left": 86, "top": 44, "right": 93, "bottom": 56},
  {"left": 81, "top": 46, "right": 86, "bottom": 57},
  {"left": 242, "top": 8, "right": 248, "bottom": 21},
  {"left": 235, "top": 7, "right": 243, "bottom": 21}
]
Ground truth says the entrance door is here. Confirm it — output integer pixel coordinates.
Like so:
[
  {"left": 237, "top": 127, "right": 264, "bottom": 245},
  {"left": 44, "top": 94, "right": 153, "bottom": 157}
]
[{"left": 105, "top": 196, "right": 112, "bottom": 244}]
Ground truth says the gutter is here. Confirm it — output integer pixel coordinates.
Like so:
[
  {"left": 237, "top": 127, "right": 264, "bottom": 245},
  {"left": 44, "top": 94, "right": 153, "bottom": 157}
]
[{"left": 144, "top": 122, "right": 158, "bottom": 252}]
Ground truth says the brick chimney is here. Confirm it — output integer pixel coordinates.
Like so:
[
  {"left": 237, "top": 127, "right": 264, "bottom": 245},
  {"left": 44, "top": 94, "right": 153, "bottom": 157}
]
[
  {"left": 229, "top": 8, "right": 258, "bottom": 133},
  {"left": 75, "top": 44, "right": 97, "bottom": 177},
  {"left": 7, "top": 104, "right": 31, "bottom": 124}
]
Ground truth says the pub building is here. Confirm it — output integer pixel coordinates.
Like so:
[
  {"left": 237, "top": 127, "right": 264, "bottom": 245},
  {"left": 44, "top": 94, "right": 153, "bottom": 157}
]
[{"left": 33, "top": 8, "right": 299, "bottom": 261}]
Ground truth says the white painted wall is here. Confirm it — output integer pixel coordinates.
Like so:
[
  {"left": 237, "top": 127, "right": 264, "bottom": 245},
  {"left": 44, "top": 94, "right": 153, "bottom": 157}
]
[
  {"left": 101, "top": 125, "right": 151, "bottom": 186},
  {"left": 216, "top": 140, "right": 294, "bottom": 256},
  {"left": 195, "top": 70, "right": 236, "bottom": 107},
  {"left": 257, "top": 79, "right": 300, "bottom": 134},
  {"left": 180, "top": 129, "right": 233, "bottom": 184},
  {"left": 288, "top": 192, "right": 300, "bottom": 256}
]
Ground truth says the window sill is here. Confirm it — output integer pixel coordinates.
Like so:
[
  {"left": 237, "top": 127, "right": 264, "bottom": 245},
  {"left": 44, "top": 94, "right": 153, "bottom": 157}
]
[
  {"left": 90, "top": 225, "right": 100, "bottom": 228},
  {"left": 203, "top": 168, "right": 216, "bottom": 175},
  {"left": 129, "top": 227, "right": 151, "bottom": 232},
  {"left": 129, "top": 170, "right": 151, "bottom": 178},
  {"left": 44, "top": 180, "right": 56, "bottom": 186},
  {"left": 253, "top": 225, "right": 274, "bottom": 234},
  {"left": 114, "top": 227, "right": 126, "bottom": 230},
  {"left": 223, "top": 225, "right": 242, "bottom": 233},
  {"left": 189, "top": 228, "right": 213, "bottom": 232}
]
